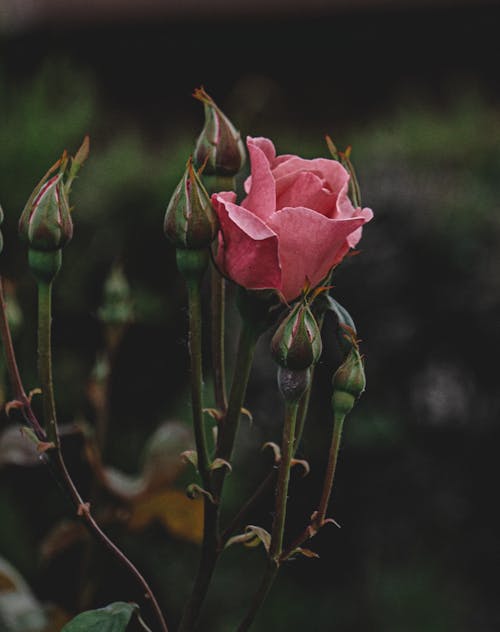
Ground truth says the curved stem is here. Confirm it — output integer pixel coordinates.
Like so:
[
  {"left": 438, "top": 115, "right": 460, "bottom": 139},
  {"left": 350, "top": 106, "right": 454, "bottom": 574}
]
[
  {"left": 0, "top": 278, "right": 45, "bottom": 438},
  {"left": 36, "top": 279, "right": 169, "bottom": 632}
]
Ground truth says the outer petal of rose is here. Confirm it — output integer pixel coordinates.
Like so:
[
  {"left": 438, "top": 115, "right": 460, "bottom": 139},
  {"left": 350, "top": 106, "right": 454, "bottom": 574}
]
[
  {"left": 272, "top": 157, "right": 349, "bottom": 199},
  {"left": 275, "top": 171, "right": 335, "bottom": 215},
  {"left": 346, "top": 207, "right": 374, "bottom": 248},
  {"left": 241, "top": 137, "right": 276, "bottom": 222},
  {"left": 212, "top": 194, "right": 281, "bottom": 291},
  {"left": 267, "top": 207, "right": 370, "bottom": 301}
]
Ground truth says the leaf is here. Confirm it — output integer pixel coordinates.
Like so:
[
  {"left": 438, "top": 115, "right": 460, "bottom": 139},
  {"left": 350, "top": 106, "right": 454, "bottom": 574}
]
[
  {"left": 291, "top": 458, "right": 310, "bottom": 477},
  {"left": 61, "top": 602, "right": 138, "bottom": 631},
  {"left": 210, "top": 458, "right": 231, "bottom": 472},
  {"left": 262, "top": 441, "right": 281, "bottom": 463},
  {"left": 129, "top": 490, "right": 203, "bottom": 544},
  {"left": 225, "top": 525, "right": 271, "bottom": 553},
  {"left": 181, "top": 450, "right": 198, "bottom": 470},
  {"left": 289, "top": 547, "right": 320, "bottom": 560}
]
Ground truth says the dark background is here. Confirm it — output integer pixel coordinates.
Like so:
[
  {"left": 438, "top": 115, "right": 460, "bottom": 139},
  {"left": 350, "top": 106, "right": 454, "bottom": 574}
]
[{"left": 0, "top": 1, "right": 499, "bottom": 630}]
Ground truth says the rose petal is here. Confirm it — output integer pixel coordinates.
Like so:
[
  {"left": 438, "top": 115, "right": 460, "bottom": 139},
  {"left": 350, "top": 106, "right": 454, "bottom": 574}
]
[
  {"left": 212, "top": 194, "right": 281, "bottom": 291},
  {"left": 267, "top": 207, "right": 370, "bottom": 301},
  {"left": 346, "top": 207, "right": 374, "bottom": 248},
  {"left": 272, "top": 157, "right": 349, "bottom": 200},
  {"left": 241, "top": 137, "right": 276, "bottom": 221},
  {"left": 275, "top": 171, "right": 335, "bottom": 216}
]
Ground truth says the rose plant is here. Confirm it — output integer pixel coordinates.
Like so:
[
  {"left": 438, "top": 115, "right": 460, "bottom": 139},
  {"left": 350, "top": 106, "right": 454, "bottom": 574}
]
[
  {"left": 212, "top": 136, "right": 373, "bottom": 301},
  {"left": 0, "top": 90, "right": 372, "bottom": 632}
]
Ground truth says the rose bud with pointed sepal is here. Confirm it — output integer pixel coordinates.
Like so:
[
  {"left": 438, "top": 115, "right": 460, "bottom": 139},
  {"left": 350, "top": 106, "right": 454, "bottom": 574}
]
[
  {"left": 164, "top": 158, "right": 218, "bottom": 250},
  {"left": 271, "top": 302, "right": 322, "bottom": 371},
  {"left": 331, "top": 346, "right": 366, "bottom": 418},
  {"left": 19, "top": 173, "right": 73, "bottom": 253},
  {"left": 193, "top": 87, "right": 246, "bottom": 177}
]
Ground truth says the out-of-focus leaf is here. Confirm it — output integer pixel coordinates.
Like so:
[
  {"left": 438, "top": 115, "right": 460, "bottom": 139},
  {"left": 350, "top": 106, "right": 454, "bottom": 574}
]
[
  {"left": 61, "top": 601, "right": 138, "bottom": 631},
  {"left": 0, "top": 557, "right": 48, "bottom": 631},
  {"left": 141, "top": 421, "right": 193, "bottom": 491},
  {"left": 0, "top": 426, "right": 42, "bottom": 468},
  {"left": 129, "top": 489, "right": 203, "bottom": 544}
]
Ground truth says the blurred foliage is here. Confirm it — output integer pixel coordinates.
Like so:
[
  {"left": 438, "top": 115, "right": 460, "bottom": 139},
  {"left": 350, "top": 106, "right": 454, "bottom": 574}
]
[{"left": 0, "top": 51, "right": 498, "bottom": 632}]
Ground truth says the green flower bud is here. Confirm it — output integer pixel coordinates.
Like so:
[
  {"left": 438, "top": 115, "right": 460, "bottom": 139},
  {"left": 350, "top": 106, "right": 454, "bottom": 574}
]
[
  {"left": 193, "top": 87, "right": 246, "bottom": 177},
  {"left": 19, "top": 173, "right": 72, "bottom": 252},
  {"left": 164, "top": 159, "right": 218, "bottom": 249},
  {"left": 331, "top": 347, "right": 366, "bottom": 418},
  {"left": 271, "top": 302, "right": 322, "bottom": 370}
]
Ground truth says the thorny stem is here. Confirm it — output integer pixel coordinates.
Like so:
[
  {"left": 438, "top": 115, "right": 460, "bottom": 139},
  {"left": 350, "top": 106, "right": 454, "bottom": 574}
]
[
  {"left": 179, "top": 320, "right": 258, "bottom": 631},
  {"left": 236, "top": 400, "right": 299, "bottom": 631},
  {"left": 281, "top": 412, "right": 345, "bottom": 562},
  {"left": 177, "top": 278, "right": 218, "bottom": 632},
  {"left": 36, "top": 279, "right": 169, "bottom": 632}
]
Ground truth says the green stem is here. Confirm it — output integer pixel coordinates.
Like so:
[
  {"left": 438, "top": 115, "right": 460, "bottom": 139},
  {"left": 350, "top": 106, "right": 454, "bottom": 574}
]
[
  {"left": 186, "top": 279, "right": 212, "bottom": 491},
  {"left": 214, "top": 321, "right": 258, "bottom": 497},
  {"left": 281, "top": 412, "right": 345, "bottom": 562},
  {"left": 178, "top": 320, "right": 258, "bottom": 632},
  {"left": 34, "top": 278, "right": 169, "bottom": 631},
  {"left": 270, "top": 400, "right": 299, "bottom": 561},
  {"left": 236, "top": 398, "right": 299, "bottom": 632},
  {"left": 210, "top": 265, "right": 227, "bottom": 413},
  {"left": 37, "top": 281, "right": 60, "bottom": 447}
]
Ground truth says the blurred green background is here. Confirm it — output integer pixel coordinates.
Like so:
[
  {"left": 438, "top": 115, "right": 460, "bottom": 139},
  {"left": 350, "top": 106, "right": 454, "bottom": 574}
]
[{"left": 0, "top": 1, "right": 499, "bottom": 630}]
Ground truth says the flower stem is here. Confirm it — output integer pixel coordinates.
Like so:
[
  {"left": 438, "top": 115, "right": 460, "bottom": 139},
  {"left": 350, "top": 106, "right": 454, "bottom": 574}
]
[
  {"left": 36, "top": 279, "right": 169, "bottom": 632},
  {"left": 214, "top": 320, "right": 258, "bottom": 497},
  {"left": 270, "top": 400, "right": 299, "bottom": 561},
  {"left": 210, "top": 264, "right": 227, "bottom": 413},
  {"left": 178, "top": 320, "right": 258, "bottom": 632},
  {"left": 186, "top": 279, "right": 212, "bottom": 491},
  {"left": 37, "top": 281, "right": 60, "bottom": 447},
  {"left": 0, "top": 277, "right": 45, "bottom": 438},
  {"left": 236, "top": 399, "right": 299, "bottom": 631},
  {"left": 281, "top": 411, "right": 345, "bottom": 562}
]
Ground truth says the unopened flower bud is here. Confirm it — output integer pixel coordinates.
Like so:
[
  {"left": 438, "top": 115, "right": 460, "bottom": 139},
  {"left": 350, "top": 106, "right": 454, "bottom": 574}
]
[
  {"left": 193, "top": 87, "right": 246, "bottom": 177},
  {"left": 19, "top": 173, "right": 72, "bottom": 252},
  {"left": 331, "top": 347, "right": 366, "bottom": 418},
  {"left": 164, "top": 159, "right": 218, "bottom": 250},
  {"left": 271, "top": 302, "right": 322, "bottom": 370}
]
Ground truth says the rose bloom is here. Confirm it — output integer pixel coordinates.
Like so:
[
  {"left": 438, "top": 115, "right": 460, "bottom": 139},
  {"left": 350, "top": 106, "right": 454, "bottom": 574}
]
[{"left": 212, "top": 136, "right": 373, "bottom": 302}]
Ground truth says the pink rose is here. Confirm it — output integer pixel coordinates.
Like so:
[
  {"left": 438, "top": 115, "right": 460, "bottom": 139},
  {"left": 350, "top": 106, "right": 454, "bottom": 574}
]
[{"left": 212, "top": 136, "right": 373, "bottom": 302}]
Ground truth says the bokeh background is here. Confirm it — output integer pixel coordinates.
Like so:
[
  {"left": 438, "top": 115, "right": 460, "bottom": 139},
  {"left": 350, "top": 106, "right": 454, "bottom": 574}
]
[{"left": 0, "top": 0, "right": 499, "bottom": 630}]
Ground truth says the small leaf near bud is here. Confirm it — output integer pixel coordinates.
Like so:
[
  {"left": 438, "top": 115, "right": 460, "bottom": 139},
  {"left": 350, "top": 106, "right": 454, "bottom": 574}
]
[
  {"left": 271, "top": 302, "right": 322, "bottom": 371},
  {"left": 164, "top": 158, "right": 218, "bottom": 250},
  {"left": 193, "top": 87, "right": 246, "bottom": 177}
]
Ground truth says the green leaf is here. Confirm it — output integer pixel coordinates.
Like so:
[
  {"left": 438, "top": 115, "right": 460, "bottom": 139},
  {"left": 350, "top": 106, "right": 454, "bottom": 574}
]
[{"left": 61, "top": 602, "right": 138, "bottom": 632}]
